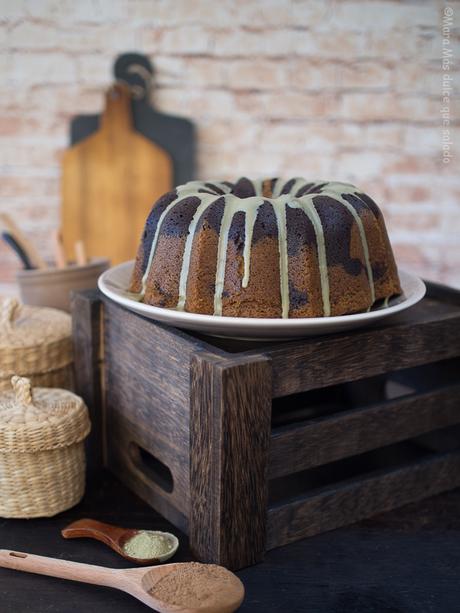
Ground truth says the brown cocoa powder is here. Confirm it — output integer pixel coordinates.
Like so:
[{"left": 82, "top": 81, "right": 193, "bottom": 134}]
[{"left": 148, "top": 562, "right": 240, "bottom": 608}]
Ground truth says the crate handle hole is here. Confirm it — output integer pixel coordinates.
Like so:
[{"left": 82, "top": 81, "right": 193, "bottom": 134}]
[{"left": 129, "top": 443, "right": 174, "bottom": 494}]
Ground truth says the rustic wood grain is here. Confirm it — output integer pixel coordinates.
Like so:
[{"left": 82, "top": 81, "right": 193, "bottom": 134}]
[
  {"left": 269, "top": 383, "right": 460, "bottom": 478},
  {"left": 190, "top": 353, "right": 272, "bottom": 570},
  {"left": 267, "top": 450, "right": 460, "bottom": 549},
  {"left": 262, "top": 300, "right": 460, "bottom": 398},
  {"left": 62, "top": 82, "right": 172, "bottom": 265},
  {"left": 71, "top": 289, "right": 105, "bottom": 469},
  {"left": 102, "top": 299, "right": 213, "bottom": 527},
  {"left": 72, "top": 282, "right": 460, "bottom": 569}
]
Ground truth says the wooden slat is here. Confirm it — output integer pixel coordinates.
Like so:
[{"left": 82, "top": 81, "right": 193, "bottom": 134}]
[
  {"left": 190, "top": 353, "right": 272, "bottom": 570},
  {"left": 264, "top": 309, "right": 460, "bottom": 398},
  {"left": 102, "top": 299, "right": 218, "bottom": 522},
  {"left": 71, "top": 289, "right": 104, "bottom": 469},
  {"left": 269, "top": 384, "right": 460, "bottom": 478},
  {"left": 423, "top": 280, "right": 460, "bottom": 305},
  {"left": 105, "top": 428, "right": 189, "bottom": 534},
  {"left": 267, "top": 450, "right": 460, "bottom": 549}
]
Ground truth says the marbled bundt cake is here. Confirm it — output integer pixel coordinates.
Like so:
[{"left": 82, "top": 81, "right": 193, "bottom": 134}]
[{"left": 130, "top": 177, "right": 401, "bottom": 318}]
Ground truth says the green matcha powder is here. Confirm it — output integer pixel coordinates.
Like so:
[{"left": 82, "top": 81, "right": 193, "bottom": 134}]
[{"left": 123, "top": 531, "right": 175, "bottom": 560}]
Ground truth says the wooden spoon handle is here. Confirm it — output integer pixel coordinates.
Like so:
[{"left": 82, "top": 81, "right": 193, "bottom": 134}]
[
  {"left": 62, "top": 518, "right": 129, "bottom": 550},
  {"left": 0, "top": 549, "right": 121, "bottom": 589},
  {"left": 52, "top": 228, "right": 67, "bottom": 269},
  {"left": 75, "top": 239, "right": 87, "bottom": 266}
]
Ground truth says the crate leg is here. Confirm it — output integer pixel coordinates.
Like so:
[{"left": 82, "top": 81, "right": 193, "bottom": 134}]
[
  {"left": 190, "top": 353, "right": 272, "bottom": 570},
  {"left": 71, "top": 289, "right": 105, "bottom": 470}
]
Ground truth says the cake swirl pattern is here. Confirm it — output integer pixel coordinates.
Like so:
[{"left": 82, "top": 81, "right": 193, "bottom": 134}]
[{"left": 130, "top": 177, "right": 401, "bottom": 318}]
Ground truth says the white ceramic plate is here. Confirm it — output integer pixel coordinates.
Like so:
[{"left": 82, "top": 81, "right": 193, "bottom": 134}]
[{"left": 98, "top": 261, "right": 426, "bottom": 340}]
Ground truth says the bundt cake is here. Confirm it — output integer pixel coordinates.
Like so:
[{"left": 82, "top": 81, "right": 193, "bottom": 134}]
[{"left": 130, "top": 177, "right": 401, "bottom": 318}]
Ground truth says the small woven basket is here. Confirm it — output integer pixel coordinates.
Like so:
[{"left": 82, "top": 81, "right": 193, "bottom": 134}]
[
  {"left": 0, "top": 297, "right": 74, "bottom": 392},
  {"left": 0, "top": 376, "right": 91, "bottom": 518}
]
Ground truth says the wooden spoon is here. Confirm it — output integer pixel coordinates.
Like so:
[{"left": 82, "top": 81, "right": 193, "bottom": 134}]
[
  {"left": 52, "top": 228, "right": 67, "bottom": 269},
  {"left": 62, "top": 518, "right": 178, "bottom": 565},
  {"left": 0, "top": 549, "right": 244, "bottom": 613},
  {"left": 74, "top": 239, "right": 87, "bottom": 266}
]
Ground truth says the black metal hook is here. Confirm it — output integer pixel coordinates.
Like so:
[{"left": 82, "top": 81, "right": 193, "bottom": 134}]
[{"left": 113, "top": 52, "right": 154, "bottom": 101}]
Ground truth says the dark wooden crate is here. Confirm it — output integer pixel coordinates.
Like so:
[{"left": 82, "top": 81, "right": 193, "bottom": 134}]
[{"left": 72, "top": 282, "right": 460, "bottom": 570}]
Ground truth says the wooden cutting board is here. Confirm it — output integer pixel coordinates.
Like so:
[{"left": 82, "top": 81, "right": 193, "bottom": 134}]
[
  {"left": 70, "top": 53, "right": 196, "bottom": 187},
  {"left": 61, "top": 83, "right": 172, "bottom": 265}
]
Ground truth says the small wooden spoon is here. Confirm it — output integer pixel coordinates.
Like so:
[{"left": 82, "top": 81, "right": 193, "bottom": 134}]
[
  {"left": 52, "top": 229, "right": 67, "bottom": 269},
  {"left": 74, "top": 239, "right": 87, "bottom": 266},
  {"left": 0, "top": 549, "right": 244, "bottom": 613},
  {"left": 62, "top": 518, "right": 178, "bottom": 565}
]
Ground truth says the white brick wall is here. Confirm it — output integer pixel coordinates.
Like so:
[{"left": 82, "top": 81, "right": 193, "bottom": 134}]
[{"left": 1, "top": 0, "right": 459, "bottom": 288}]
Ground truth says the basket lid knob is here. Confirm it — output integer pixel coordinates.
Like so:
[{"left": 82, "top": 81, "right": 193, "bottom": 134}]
[{"left": 11, "top": 375, "right": 34, "bottom": 406}]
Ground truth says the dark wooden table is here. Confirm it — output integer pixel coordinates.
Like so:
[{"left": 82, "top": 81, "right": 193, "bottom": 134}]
[{"left": 1, "top": 470, "right": 459, "bottom": 613}]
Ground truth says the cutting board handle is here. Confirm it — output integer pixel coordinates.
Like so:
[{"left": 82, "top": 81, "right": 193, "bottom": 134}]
[{"left": 101, "top": 83, "right": 133, "bottom": 132}]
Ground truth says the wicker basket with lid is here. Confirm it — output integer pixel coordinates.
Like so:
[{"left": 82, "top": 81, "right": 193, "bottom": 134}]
[
  {"left": 0, "top": 376, "right": 91, "bottom": 518},
  {"left": 0, "top": 297, "right": 74, "bottom": 392}
]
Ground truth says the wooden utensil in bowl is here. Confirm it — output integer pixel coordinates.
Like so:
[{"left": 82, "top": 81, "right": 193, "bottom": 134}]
[
  {"left": 0, "top": 213, "right": 47, "bottom": 270},
  {"left": 17, "top": 258, "right": 110, "bottom": 312}
]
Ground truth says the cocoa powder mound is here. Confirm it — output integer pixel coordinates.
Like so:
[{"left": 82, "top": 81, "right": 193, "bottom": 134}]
[{"left": 148, "top": 562, "right": 240, "bottom": 608}]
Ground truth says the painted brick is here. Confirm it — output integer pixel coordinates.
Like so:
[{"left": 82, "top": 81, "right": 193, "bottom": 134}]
[
  {"left": 323, "top": 1, "right": 438, "bottom": 32},
  {"left": 76, "top": 54, "right": 112, "bottom": 85},
  {"left": 287, "top": 59, "right": 340, "bottom": 90},
  {"left": 338, "top": 61, "right": 392, "bottom": 89},
  {"left": 335, "top": 151, "right": 389, "bottom": 181},
  {"left": 6, "top": 53, "right": 78, "bottom": 84},
  {"left": 341, "top": 93, "right": 440, "bottom": 122},
  {"left": 386, "top": 211, "right": 441, "bottom": 233},
  {"left": 235, "top": 91, "right": 339, "bottom": 119},
  {"left": 341, "top": 123, "right": 404, "bottom": 149},
  {"left": 212, "top": 29, "right": 303, "bottom": 58},
  {"left": 6, "top": 22, "right": 60, "bottom": 50},
  {"left": 234, "top": 0, "right": 332, "bottom": 28},
  {"left": 178, "top": 58, "right": 228, "bottom": 88},
  {"left": 22, "top": 0, "right": 125, "bottom": 23},
  {"left": 155, "top": 88, "right": 236, "bottom": 118},
  {"left": 226, "top": 59, "right": 288, "bottom": 90},
  {"left": 391, "top": 62, "right": 434, "bottom": 95},
  {"left": 142, "top": 26, "right": 213, "bottom": 55},
  {"left": 198, "top": 120, "right": 261, "bottom": 147},
  {"left": 365, "top": 30, "right": 419, "bottom": 59},
  {"left": 279, "top": 152, "right": 334, "bottom": 178},
  {"left": 0, "top": 176, "right": 59, "bottom": 198},
  {"left": 383, "top": 154, "right": 441, "bottom": 175},
  {"left": 0, "top": 0, "right": 458, "bottom": 289},
  {"left": 122, "top": 0, "right": 235, "bottom": 27},
  {"left": 385, "top": 184, "right": 434, "bottom": 205},
  {"left": 264, "top": 122, "right": 342, "bottom": 152},
  {"left": 296, "top": 31, "right": 366, "bottom": 59}
]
